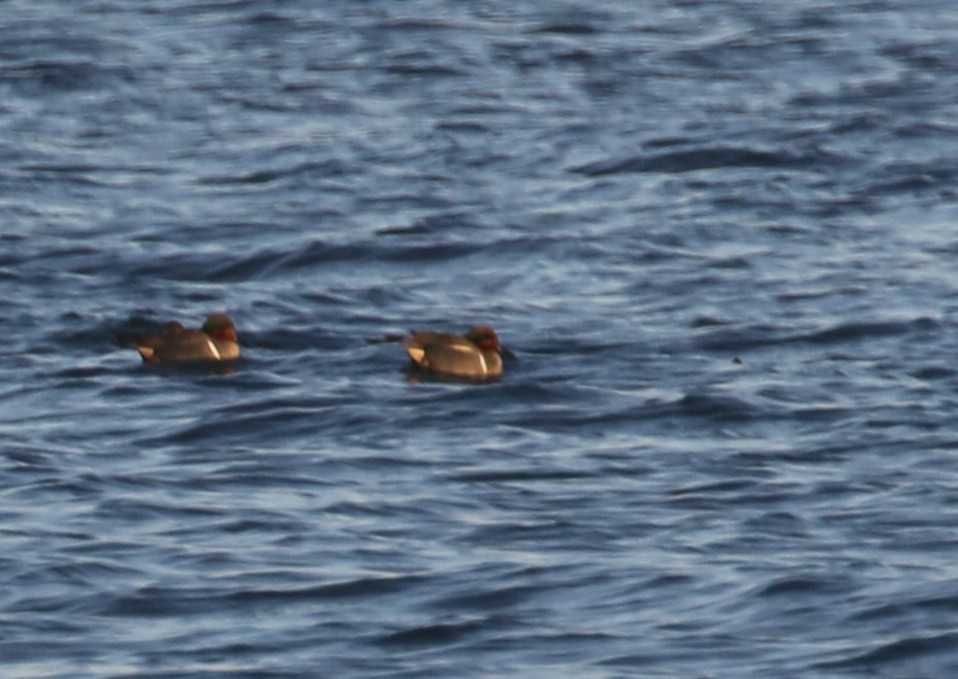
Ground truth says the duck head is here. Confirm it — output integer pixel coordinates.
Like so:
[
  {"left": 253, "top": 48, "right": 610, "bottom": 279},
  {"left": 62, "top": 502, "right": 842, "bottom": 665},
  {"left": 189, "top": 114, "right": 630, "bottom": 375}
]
[
  {"left": 466, "top": 326, "right": 500, "bottom": 353},
  {"left": 202, "top": 314, "right": 238, "bottom": 343}
]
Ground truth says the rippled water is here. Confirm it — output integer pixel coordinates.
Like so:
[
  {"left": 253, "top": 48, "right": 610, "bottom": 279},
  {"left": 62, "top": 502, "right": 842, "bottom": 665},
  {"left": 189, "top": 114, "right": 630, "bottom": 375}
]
[{"left": 3, "top": 1, "right": 958, "bottom": 677}]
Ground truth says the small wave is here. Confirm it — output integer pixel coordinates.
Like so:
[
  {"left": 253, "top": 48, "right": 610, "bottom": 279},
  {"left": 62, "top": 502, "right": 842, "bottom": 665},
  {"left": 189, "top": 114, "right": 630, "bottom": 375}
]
[
  {"left": 376, "top": 620, "right": 486, "bottom": 648},
  {"left": 814, "top": 632, "right": 958, "bottom": 672},
  {"left": 442, "top": 468, "right": 596, "bottom": 484},
  {"left": 196, "top": 159, "right": 353, "bottom": 187},
  {"left": 695, "top": 317, "right": 938, "bottom": 352},
  {"left": 757, "top": 574, "right": 847, "bottom": 597},
  {"left": 99, "top": 573, "right": 429, "bottom": 619},
  {"left": 572, "top": 146, "right": 816, "bottom": 176},
  {"left": 674, "top": 391, "right": 768, "bottom": 422},
  {"left": 2, "top": 58, "right": 130, "bottom": 93}
]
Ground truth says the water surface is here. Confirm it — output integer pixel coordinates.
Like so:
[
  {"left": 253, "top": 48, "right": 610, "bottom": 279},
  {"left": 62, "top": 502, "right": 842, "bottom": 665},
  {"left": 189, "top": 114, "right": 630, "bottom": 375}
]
[{"left": 3, "top": 1, "right": 958, "bottom": 677}]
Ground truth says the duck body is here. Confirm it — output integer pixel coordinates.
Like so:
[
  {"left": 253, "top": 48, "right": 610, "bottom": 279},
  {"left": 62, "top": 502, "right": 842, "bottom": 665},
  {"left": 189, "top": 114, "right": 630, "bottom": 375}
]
[
  {"left": 128, "top": 314, "right": 240, "bottom": 364},
  {"left": 402, "top": 326, "right": 502, "bottom": 379}
]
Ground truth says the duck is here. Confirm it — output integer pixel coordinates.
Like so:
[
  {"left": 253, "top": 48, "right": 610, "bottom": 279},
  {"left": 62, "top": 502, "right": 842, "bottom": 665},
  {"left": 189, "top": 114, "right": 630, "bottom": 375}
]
[
  {"left": 126, "top": 314, "right": 240, "bottom": 364},
  {"left": 401, "top": 326, "right": 503, "bottom": 379}
]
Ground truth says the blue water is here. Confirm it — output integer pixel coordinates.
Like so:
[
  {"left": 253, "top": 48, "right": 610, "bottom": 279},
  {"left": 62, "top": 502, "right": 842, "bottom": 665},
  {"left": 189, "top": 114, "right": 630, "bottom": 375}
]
[{"left": 3, "top": 1, "right": 958, "bottom": 677}]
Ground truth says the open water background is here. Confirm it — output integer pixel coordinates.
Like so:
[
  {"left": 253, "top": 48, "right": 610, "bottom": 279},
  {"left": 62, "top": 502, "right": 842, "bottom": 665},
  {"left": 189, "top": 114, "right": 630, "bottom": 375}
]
[{"left": 3, "top": 1, "right": 958, "bottom": 677}]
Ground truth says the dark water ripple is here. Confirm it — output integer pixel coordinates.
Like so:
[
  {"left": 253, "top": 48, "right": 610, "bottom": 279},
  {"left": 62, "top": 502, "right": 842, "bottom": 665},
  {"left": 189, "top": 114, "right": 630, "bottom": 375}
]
[{"left": 3, "top": 0, "right": 958, "bottom": 677}]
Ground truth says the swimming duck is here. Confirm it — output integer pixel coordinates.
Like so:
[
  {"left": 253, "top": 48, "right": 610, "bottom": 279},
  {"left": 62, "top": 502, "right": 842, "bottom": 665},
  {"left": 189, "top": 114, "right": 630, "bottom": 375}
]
[
  {"left": 127, "top": 314, "right": 240, "bottom": 364},
  {"left": 402, "top": 326, "right": 503, "bottom": 379}
]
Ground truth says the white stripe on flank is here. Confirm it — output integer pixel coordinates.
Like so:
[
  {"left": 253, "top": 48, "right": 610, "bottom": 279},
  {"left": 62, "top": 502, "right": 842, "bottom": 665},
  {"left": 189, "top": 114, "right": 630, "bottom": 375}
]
[
  {"left": 206, "top": 337, "right": 221, "bottom": 360},
  {"left": 477, "top": 351, "right": 488, "bottom": 375}
]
